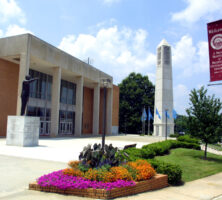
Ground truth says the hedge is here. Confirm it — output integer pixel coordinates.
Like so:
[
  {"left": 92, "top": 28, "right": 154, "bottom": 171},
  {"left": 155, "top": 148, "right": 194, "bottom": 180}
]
[
  {"left": 177, "top": 135, "right": 201, "bottom": 145},
  {"left": 141, "top": 140, "right": 200, "bottom": 159},
  {"left": 148, "top": 159, "right": 182, "bottom": 185}
]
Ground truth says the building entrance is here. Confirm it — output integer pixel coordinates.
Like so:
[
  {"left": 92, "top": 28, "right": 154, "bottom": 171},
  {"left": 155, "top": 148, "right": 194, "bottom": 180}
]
[
  {"left": 27, "top": 69, "right": 52, "bottom": 136},
  {"left": 59, "top": 111, "right": 75, "bottom": 135}
]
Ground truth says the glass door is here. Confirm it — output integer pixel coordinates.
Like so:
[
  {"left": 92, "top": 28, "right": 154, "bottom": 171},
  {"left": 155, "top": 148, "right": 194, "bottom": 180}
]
[{"left": 59, "top": 110, "right": 75, "bottom": 135}]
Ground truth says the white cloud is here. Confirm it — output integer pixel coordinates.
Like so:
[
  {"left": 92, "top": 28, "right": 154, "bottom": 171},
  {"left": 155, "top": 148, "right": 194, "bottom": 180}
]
[
  {"left": 4, "top": 24, "right": 32, "bottom": 37},
  {"left": 172, "top": 35, "right": 209, "bottom": 77},
  {"left": 0, "top": 29, "right": 3, "bottom": 37},
  {"left": 174, "top": 84, "right": 190, "bottom": 115},
  {"left": 147, "top": 72, "right": 156, "bottom": 84},
  {"left": 196, "top": 41, "right": 209, "bottom": 72},
  {"left": 172, "top": 0, "right": 222, "bottom": 24},
  {"left": 58, "top": 26, "right": 156, "bottom": 84},
  {"left": 0, "top": 0, "right": 26, "bottom": 24}
]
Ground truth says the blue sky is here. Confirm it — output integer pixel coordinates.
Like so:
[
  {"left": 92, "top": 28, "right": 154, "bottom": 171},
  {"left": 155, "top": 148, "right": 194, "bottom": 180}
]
[{"left": 0, "top": 0, "right": 222, "bottom": 115}]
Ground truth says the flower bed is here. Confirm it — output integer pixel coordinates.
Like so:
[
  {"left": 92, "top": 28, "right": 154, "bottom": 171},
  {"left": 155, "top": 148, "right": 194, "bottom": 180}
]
[
  {"left": 29, "top": 174, "right": 168, "bottom": 199},
  {"left": 29, "top": 144, "right": 169, "bottom": 198}
]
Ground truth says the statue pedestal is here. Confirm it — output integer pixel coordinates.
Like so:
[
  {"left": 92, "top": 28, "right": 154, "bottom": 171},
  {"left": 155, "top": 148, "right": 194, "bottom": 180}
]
[{"left": 6, "top": 116, "right": 40, "bottom": 147}]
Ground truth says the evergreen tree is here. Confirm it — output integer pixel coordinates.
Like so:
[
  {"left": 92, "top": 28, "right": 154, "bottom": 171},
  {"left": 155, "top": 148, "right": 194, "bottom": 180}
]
[
  {"left": 118, "top": 72, "right": 154, "bottom": 134},
  {"left": 186, "top": 86, "right": 222, "bottom": 159}
]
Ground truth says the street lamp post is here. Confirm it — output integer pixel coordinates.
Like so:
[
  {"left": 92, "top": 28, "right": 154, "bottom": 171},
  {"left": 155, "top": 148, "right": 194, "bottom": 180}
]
[{"left": 101, "top": 78, "right": 110, "bottom": 150}]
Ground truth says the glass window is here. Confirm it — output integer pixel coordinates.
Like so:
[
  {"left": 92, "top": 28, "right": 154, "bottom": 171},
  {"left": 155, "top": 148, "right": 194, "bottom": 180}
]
[
  {"left": 67, "top": 84, "right": 73, "bottom": 105},
  {"left": 29, "top": 69, "right": 52, "bottom": 101},
  {"left": 46, "top": 109, "right": 51, "bottom": 121},
  {"left": 41, "top": 73, "right": 46, "bottom": 99},
  {"left": 47, "top": 76, "right": 52, "bottom": 101},
  {"left": 60, "top": 80, "right": 76, "bottom": 105},
  {"left": 60, "top": 80, "right": 67, "bottom": 104},
  {"left": 26, "top": 106, "right": 36, "bottom": 116}
]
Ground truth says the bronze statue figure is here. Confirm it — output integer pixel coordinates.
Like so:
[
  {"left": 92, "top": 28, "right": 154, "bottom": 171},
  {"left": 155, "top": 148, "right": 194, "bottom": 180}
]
[{"left": 20, "top": 75, "right": 38, "bottom": 116}]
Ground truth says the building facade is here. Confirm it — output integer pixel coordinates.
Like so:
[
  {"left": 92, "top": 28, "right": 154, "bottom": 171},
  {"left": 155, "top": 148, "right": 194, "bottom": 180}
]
[{"left": 0, "top": 34, "right": 119, "bottom": 137}]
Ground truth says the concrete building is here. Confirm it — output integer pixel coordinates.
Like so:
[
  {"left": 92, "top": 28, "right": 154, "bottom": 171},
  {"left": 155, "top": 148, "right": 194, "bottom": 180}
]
[
  {"left": 153, "top": 39, "right": 174, "bottom": 137},
  {"left": 0, "top": 34, "right": 119, "bottom": 137}
]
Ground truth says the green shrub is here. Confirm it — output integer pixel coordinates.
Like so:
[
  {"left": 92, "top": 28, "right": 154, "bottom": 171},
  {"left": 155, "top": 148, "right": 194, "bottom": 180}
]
[
  {"left": 177, "top": 135, "right": 200, "bottom": 145},
  {"left": 122, "top": 147, "right": 143, "bottom": 161},
  {"left": 169, "top": 133, "right": 179, "bottom": 138},
  {"left": 176, "top": 141, "right": 201, "bottom": 150},
  {"left": 142, "top": 140, "right": 174, "bottom": 158},
  {"left": 148, "top": 159, "right": 182, "bottom": 185},
  {"left": 141, "top": 147, "right": 156, "bottom": 159}
]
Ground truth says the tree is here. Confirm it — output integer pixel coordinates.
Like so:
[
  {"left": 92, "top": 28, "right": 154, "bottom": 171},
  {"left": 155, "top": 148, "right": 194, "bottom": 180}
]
[
  {"left": 118, "top": 72, "right": 155, "bottom": 134},
  {"left": 186, "top": 86, "right": 222, "bottom": 159},
  {"left": 174, "top": 114, "right": 189, "bottom": 134}
]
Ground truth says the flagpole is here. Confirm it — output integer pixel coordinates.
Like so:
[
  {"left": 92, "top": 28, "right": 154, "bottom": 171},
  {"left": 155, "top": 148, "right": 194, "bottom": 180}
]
[
  {"left": 142, "top": 107, "right": 145, "bottom": 135},
  {"left": 148, "top": 107, "right": 150, "bottom": 135},
  {"left": 165, "top": 109, "right": 168, "bottom": 140}
]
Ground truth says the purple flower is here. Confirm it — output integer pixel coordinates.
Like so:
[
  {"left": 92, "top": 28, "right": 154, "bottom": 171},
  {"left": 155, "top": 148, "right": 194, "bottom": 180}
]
[{"left": 37, "top": 170, "right": 135, "bottom": 190}]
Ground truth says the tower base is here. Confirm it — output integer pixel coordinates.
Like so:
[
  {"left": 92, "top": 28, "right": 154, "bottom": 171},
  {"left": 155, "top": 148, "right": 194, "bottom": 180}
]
[{"left": 153, "top": 123, "right": 174, "bottom": 137}]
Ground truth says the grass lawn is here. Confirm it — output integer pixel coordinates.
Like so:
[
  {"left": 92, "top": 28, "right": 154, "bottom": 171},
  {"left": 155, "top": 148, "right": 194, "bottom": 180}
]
[{"left": 155, "top": 148, "right": 222, "bottom": 182}]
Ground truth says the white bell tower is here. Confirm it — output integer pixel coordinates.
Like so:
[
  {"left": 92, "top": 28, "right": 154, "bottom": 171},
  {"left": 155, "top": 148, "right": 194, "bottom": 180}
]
[{"left": 153, "top": 39, "right": 174, "bottom": 137}]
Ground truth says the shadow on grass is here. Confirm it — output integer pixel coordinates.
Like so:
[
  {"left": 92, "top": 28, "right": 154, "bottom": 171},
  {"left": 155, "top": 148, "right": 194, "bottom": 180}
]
[{"left": 190, "top": 154, "right": 222, "bottom": 164}]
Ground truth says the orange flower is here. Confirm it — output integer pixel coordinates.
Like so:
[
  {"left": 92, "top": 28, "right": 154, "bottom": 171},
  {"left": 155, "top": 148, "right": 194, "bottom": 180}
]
[
  {"left": 126, "top": 160, "right": 156, "bottom": 181},
  {"left": 84, "top": 168, "right": 99, "bottom": 181},
  {"left": 103, "top": 171, "right": 116, "bottom": 182},
  {"left": 110, "top": 166, "right": 133, "bottom": 181},
  {"left": 62, "top": 168, "right": 84, "bottom": 177},
  {"left": 68, "top": 160, "right": 80, "bottom": 169}
]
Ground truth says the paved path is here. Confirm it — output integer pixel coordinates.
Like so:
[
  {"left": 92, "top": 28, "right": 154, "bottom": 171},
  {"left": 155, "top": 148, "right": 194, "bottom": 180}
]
[
  {"left": 0, "top": 135, "right": 221, "bottom": 200},
  {"left": 201, "top": 145, "right": 222, "bottom": 156},
  {"left": 0, "top": 135, "right": 165, "bottom": 163}
]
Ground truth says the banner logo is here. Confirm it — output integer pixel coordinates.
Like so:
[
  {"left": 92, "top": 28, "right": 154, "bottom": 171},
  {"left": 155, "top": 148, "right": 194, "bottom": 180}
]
[{"left": 211, "top": 34, "right": 222, "bottom": 50}]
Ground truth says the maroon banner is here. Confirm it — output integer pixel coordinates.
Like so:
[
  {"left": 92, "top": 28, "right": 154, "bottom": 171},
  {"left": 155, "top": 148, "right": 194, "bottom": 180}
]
[{"left": 207, "top": 20, "right": 222, "bottom": 82}]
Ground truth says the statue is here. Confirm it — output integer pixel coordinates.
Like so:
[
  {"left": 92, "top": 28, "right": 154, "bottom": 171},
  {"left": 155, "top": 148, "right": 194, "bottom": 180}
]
[{"left": 20, "top": 75, "right": 38, "bottom": 116}]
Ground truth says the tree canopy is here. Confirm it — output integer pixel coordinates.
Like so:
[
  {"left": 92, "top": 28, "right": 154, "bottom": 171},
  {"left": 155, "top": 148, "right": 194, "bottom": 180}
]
[
  {"left": 174, "top": 114, "right": 189, "bottom": 134},
  {"left": 118, "top": 72, "right": 155, "bottom": 134},
  {"left": 186, "top": 86, "right": 222, "bottom": 159}
]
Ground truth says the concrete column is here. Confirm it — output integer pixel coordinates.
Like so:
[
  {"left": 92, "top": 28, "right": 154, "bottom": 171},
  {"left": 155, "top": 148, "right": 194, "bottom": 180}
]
[
  {"left": 75, "top": 76, "right": 83, "bottom": 136},
  {"left": 93, "top": 83, "right": 100, "bottom": 136},
  {"left": 50, "top": 67, "right": 61, "bottom": 137},
  {"left": 16, "top": 52, "right": 30, "bottom": 115},
  {"left": 106, "top": 87, "right": 113, "bottom": 135}
]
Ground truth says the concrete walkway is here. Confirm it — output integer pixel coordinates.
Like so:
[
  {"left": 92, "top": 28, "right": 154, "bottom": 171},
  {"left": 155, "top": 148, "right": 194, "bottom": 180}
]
[
  {"left": 201, "top": 145, "right": 222, "bottom": 156},
  {"left": 0, "top": 135, "right": 221, "bottom": 200},
  {"left": 0, "top": 135, "right": 165, "bottom": 163}
]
